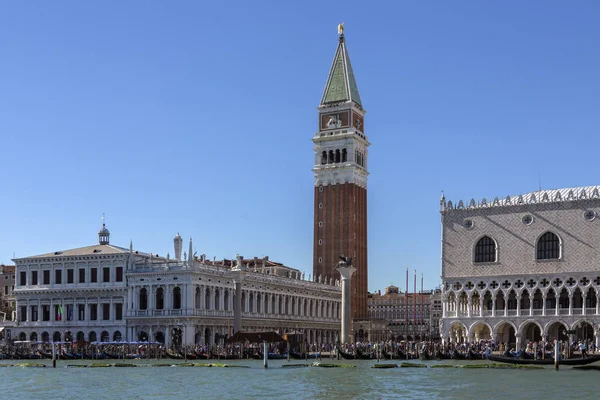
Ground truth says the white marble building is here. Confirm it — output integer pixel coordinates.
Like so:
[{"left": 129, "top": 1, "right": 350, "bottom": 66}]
[
  {"left": 12, "top": 226, "right": 342, "bottom": 347},
  {"left": 126, "top": 236, "right": 342, "bottom": 346},
  {"left": 440, "top": 186, "right": 600, "bottom": 349},
  {"left": 12, "top": 223, "right": 135, "bottom": 343}
]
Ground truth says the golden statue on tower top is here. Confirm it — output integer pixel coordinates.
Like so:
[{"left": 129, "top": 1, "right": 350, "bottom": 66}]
[{"left": 338, "top": 23, "right": 344, "bottom": 36}]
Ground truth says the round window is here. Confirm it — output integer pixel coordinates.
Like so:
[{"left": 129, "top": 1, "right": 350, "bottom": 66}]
[
  {"left": 463, "top": 219, "right": 474, "bottom": 229},
  {"left": 584, "top": 210, "right": 596, "bottom": 221},
  {"left": 522, "top": 214, "right": 533, "bottom": 225}
]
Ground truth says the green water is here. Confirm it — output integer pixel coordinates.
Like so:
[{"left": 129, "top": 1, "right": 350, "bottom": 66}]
[{"left": 0, "top": 359, "right": 597, "bottom": 399}]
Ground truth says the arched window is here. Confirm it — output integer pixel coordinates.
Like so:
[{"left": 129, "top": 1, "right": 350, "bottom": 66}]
[
  {"left": 328, "top": 150, "right": 334, "bottom": 164},
  {"left": 205, "top": 288, "right": 211, "bottom": 310},
  {"left": 321, "top": 151, "right": 327, "bottom": 165},
  {"left": 195, "top": 287, "right": 201, "bottom": 309},
  {"left": 173, "top": 287, "right": 181, "bottom": 309},
  {"left": 156, "top": 288, "right": 164, "bottom": 310},
  {"left": 474, "top": 236, "right": 496, "bottom": 263},
  {"left": 537, "top": 232, "right": 560, "bottom": 260},
  {"left": 342, "top": 148, "right": 347, "bottom": 162},
  {"left": 139, "top": 288, "right": 148, "bottom": 310},
  {"left": 335, "top": 149, "right": 341, "bottom": 163}
]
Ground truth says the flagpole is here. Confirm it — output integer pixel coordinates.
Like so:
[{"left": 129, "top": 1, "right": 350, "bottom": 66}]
[
  {"left": 413, "top": 270, "right": 417, "bottom": 340},
  {"left": 405, "top": 265, "right": 408, "bottom": 358}
]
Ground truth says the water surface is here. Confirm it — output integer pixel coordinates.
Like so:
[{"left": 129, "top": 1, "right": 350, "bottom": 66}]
[{"left": 1, "top": 359, "right": 597, "bottom": 399}]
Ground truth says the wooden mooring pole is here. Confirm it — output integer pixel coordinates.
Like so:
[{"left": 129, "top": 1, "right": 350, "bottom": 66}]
[{"left": 554, "top": 340, "right": 560, "bottom": 371}]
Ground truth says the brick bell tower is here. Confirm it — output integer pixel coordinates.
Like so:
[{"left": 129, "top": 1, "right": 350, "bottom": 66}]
[{"left": 313, "top": 24, "right": 369, "bottom": 321}]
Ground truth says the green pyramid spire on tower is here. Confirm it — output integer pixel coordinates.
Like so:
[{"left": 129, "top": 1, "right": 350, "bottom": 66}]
[{"left": 320, "top": 26, "right": 362, "bottom": 107}]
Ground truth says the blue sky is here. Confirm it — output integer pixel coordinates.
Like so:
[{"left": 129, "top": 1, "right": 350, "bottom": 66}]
[{"left": 1, "top": 1, "right": 599, "bottom": 292}]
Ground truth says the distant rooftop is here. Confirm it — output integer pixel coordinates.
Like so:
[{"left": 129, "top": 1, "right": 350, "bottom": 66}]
[{"left": 0, "top": 264, "right": 15, "bottom": 273}]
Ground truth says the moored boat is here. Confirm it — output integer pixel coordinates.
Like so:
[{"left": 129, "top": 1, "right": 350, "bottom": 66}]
[
  {"left": 487, "top": 354, "right": 600, "bottom": 366},
  {"left": 337, "top": 348, "right": 356, "bottom": 360}
]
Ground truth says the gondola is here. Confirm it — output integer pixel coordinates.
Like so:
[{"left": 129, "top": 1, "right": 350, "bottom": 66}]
[
  {"left": 435, "top": 351, "right": 452, "bottom": 360},
  {"left": 209, "top": 352, "right": 240, "bottom": 360},
  {"left": 289, "top": 351, "right": 318, "bottom": 360},
  {"left": 355, "top": 348, "right": 374, "bottom": 360},
  {"left": 179, "top": 350, "right": 198, "bottom": 360},
  {"left": 165, "top": 349, "right": 184, "bottom": 359},
  {"left": 251, "top": 352, "right": 287, "bottom": 360},
  {"left": 103, "top": 351, "right": 122, "bottom": 359},
  {"left": 487, "top": 354, "right": 600, "bottom": 366},
  {"left": 469, "top": 350, "right": 484, "bottom": 359},
  {"left": 337, "top": 348, "right": 356, "bottom": 360},
  {"left": 195, "top": 351, "right": 210, "bottom": 359},
  {"left": 450, "top": 350, "right": 468, "bottom": 360},
  {"left": 381, "top": 348, "right": 396, "bottom": 360}
]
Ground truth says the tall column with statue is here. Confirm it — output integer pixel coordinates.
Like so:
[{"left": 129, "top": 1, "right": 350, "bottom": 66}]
[
  {"left": 231, "top": 254, "right": 247, "bottom": 333},
  {"left": 337, "top": 256, "right": 356, "bottom": 345}
]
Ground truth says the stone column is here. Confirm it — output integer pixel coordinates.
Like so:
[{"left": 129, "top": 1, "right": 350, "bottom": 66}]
[
  {"left": 165, "top": 285, "right": 172, "bottom": 311},
  {"left": 231, "top": 262, "right": 247, "bottom": 334},
  {"left": 220, "top": 289, "right": 225, "bottom": 313},
  {"left": 442, "top": 298, "right": 447, "bottom": 318},
  {"left": 515, "top": 333, "right": 522, "bottom": 350},
  {"left": 479, "top": 298, "right": 484, "bottom": 317},
  {"left": 568, "top": 294, "right": 573, "bottom": 316},
  {"left": 516, "top": 295, "right": 521, "bottom": 317},
  {"left": 582, "top": 295, "right": 587, "bottom": 316},
  {"left": 491, "top": 299, "right": 496, "bottom": 318},
  {"left": 337, "top": 263, "right": 356, "bottom": 345},
  {"left": 542, "top": 293, "right": 547, "bottom": 316},
  {"left": 184, "top": 324, "right": 195, "bottom": 346},
  {"left": 555, "top": 296, "right": 559, "bottom": 316},
  {"left": 128, "top": 288, "right": 134, "bottom": 316},
  {"left": 186, "top": 283, "right": 193, "bottom": 316},
  {"left": 467, "top": 295, "right": 472, "bottom": 318},
  {"left": 149, "top": 286, "right": 155, "bottom": 313},
  {"left": 529, "top": 297, "right": 533, "bottom": 317}
]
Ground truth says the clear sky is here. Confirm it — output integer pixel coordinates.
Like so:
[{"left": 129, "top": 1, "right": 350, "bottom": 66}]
[{"left": 1, "top": 1, "right": 599, "bottom": 292}]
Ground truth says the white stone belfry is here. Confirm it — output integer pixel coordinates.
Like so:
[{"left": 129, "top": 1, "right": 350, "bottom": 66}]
[
  {"left": 98, "top": 214, "right": 110, "bottom": 245},
  {"left": 337, "top": 262, "right": 356, "bottom": 344}
]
